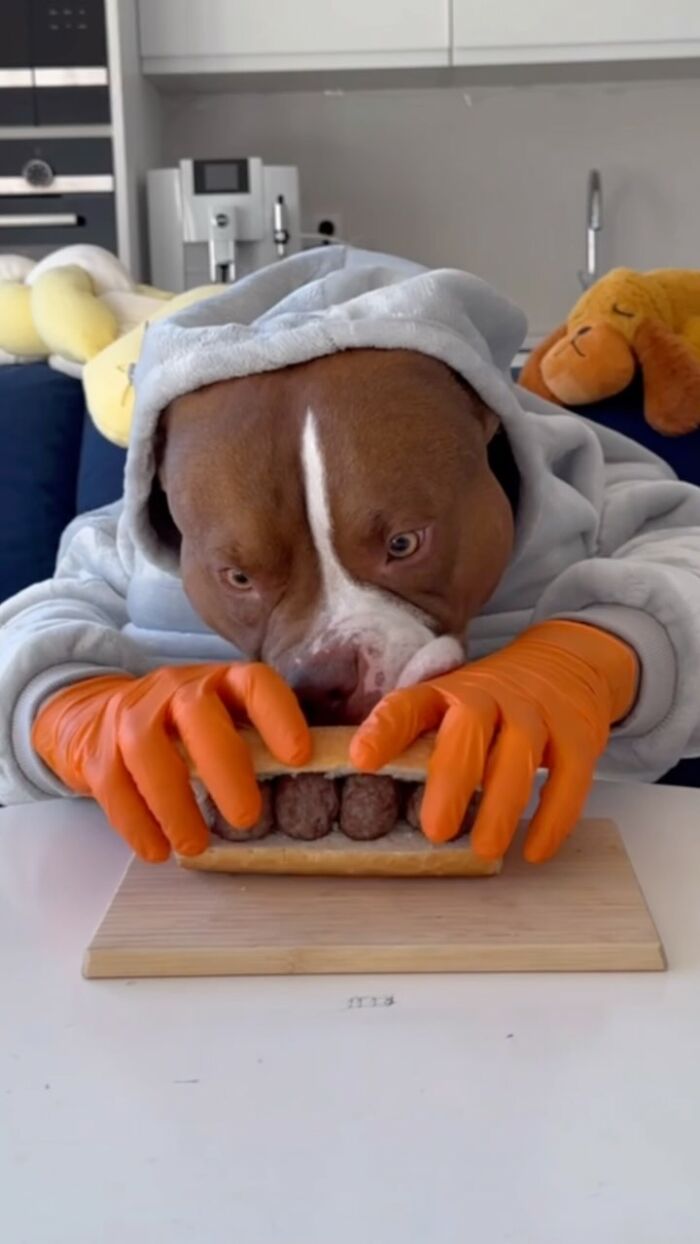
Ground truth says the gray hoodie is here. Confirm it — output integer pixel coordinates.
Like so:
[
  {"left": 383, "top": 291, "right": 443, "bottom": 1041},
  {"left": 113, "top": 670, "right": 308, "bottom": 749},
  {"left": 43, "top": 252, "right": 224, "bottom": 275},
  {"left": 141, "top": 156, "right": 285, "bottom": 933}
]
[{"left": 1, "top": 245, "right": 698, "bottom": 804}]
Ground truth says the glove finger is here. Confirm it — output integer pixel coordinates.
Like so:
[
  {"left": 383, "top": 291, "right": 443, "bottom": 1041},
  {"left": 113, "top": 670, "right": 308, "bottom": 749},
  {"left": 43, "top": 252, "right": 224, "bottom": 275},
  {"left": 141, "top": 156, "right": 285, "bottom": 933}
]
[
  {"left": 86, "top": 752, "right": 171, "bottom": 863},
  {"left": 523, "top": 739, "right": 596, "bottom": 863},
  {"left": 170, "top": 688, "right": 263, "bottom": 832},
  {"left": 221, "top": 663, "right": 311, "bottom": 767},
  {"left": 118, "top": 714, "right": 212, "bottom": 857},
  {"left": 421, "top": 691, "right": 499, "bottom": 844},
  {"left": 350, "top": 683, "right": 445, "bottom": 773},
  {"left": 470, "top": 701, "right": 547, "bottom": 860}
]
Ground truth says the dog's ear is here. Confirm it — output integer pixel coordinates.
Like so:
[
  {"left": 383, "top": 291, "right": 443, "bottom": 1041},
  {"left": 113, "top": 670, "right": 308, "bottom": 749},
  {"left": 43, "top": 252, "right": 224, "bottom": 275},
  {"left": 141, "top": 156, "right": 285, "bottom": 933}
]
[
  {"left": 634, "top": 319, "right": 700, "bottom": 435},
  {"left": 462, "top": 388, "right": 502, "bottom": 447},
  {"left": 452, "top": 371, "right": 501, "bottom": 442},
  {"left": 518, "top": 324, "right": 567, "bottom": 401},
  {"left": 148, "top": 409, "right": 182, "bottom": 553},
  {"left": 469, "top": 391, "right": 501, "bottom": 443},
  {"left": 153, "top": 408, "right": 170, "bottom": 485}
]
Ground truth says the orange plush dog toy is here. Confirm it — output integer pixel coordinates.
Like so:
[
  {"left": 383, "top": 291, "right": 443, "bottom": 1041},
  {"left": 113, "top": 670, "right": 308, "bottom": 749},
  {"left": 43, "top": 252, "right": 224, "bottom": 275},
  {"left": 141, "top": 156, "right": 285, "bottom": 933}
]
[{"left": 519, "top": 267, "right": 700, "bottom": 436}]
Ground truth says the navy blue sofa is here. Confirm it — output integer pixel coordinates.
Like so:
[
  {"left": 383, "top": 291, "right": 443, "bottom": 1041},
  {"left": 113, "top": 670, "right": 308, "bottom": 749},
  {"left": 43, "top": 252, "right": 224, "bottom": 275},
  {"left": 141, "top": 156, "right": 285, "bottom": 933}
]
[
  {"left": 0, "top": 364, "right": 125, "bottom": 601},
  {"left": 0, "top": 363, "right": 697, "bottom": 784}
]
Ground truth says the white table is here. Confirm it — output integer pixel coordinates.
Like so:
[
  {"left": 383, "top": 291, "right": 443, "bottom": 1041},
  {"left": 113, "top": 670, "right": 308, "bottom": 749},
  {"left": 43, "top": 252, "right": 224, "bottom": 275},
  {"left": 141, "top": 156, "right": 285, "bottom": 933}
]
[{"left": 2, "top": 781, "right": 700, "bottom": 1244}]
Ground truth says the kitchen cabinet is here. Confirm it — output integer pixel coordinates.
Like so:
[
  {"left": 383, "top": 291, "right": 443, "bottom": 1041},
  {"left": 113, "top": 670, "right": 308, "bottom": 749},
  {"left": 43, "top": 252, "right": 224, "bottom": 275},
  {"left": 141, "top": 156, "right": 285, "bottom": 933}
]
[
  {"left": 138, "top": 0, "right": 450, "bottom": 72},
  {"left": 452, "top": 0, "right": 700, "bottom": 65}
]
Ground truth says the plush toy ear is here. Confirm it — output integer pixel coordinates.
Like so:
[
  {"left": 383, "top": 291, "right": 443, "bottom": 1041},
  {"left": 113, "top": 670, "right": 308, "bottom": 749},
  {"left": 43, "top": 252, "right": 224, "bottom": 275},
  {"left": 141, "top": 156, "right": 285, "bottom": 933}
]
[
  {"left": 518, "top": 324, "right": 567, "bottom": 401},
  {"left": 634, "top": 319, "right": 700, "bottom": 435}
]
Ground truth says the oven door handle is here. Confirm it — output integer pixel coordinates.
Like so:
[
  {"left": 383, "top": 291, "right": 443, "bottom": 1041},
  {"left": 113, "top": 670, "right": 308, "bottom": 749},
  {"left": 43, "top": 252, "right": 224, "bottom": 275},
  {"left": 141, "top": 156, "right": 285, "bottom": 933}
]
[{"left": 0, "top": 213, "right": 80, "bottom": 228}]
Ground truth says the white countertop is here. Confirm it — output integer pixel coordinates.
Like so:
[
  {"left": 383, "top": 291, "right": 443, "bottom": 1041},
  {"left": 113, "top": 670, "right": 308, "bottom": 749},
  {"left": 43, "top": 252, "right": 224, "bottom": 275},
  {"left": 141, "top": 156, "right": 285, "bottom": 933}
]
[{"left": 2, "top": 780, "right": 700, "bottom": 1244}]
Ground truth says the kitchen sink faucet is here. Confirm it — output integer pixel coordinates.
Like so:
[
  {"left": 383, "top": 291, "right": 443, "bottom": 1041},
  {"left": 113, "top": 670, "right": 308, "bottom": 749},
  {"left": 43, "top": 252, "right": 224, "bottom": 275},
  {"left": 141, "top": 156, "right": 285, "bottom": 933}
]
[{"left": 578, "top": 169, "right": 602, "bottom": 291}]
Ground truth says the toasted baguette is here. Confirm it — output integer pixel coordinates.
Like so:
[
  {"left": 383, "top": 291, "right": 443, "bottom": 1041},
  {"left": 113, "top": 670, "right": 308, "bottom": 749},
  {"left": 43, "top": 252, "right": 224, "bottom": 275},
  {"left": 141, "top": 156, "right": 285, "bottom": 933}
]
[{"left": 178, "top": 726, "right": 500, "bottom": 878}]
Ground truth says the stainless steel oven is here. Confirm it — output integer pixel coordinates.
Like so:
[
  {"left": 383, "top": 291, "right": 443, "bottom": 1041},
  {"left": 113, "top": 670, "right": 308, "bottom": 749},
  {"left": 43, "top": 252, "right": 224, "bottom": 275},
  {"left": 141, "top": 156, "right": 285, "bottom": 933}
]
[{"left": 0, "top": 136, "right": 115, "bottom": 257}]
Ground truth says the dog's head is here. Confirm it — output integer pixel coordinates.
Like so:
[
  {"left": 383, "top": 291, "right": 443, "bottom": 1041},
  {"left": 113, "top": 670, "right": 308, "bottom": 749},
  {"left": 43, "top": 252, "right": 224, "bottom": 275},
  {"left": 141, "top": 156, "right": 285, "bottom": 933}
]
[{"left": 154, "top": 348, "right": 515, "bottom": 723}]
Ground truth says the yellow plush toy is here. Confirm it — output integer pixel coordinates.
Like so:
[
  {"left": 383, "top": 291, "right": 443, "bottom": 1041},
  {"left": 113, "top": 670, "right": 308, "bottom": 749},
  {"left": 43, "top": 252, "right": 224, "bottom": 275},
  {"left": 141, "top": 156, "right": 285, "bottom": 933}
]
[
  {"left": 0, "top": 242, "right": 225, "bottom": 447},
  {"left": 0, "top": 244, "right": 171, "bottom": 375},
  {"left": 0, "top": 256, "right": 45, "bottom": 361},
  {"left": 83, "top": 284, "right": 226, "bottom": 447},
  {"left": 519, "top": 267, "right": 700, "bottom": 436}
]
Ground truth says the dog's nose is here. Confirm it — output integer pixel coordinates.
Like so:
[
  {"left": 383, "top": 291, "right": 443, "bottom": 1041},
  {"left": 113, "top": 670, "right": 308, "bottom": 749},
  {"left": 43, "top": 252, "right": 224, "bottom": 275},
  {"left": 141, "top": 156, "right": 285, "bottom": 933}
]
[{"left": 289, "top": 648, "right": 360, "bottom": 725}]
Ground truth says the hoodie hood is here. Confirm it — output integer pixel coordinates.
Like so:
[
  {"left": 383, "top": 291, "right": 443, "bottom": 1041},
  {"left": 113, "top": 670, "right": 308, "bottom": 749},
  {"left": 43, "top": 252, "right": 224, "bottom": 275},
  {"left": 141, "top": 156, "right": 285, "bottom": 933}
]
[{"left": 125, "top": 244, "right": 531, "bottom": 574}]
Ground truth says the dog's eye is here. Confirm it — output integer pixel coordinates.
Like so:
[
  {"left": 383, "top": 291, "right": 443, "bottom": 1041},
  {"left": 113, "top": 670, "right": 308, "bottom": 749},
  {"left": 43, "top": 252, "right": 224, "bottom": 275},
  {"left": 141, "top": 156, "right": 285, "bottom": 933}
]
[
  {"left": 387, "top": 531, "right": 423, "bottom": 560},
  {"left": 612, "top": 303, "right": 635, "bottom": 319},
  {"left": 224, "top": 568, "right": 253, "bottom": 591}
]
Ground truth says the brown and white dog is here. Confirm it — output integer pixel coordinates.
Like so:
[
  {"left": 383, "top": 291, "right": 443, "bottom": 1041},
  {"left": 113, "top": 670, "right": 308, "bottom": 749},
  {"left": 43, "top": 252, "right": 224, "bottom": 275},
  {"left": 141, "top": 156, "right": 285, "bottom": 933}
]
[{"left": 156, "top": 348, "right": 516, "bottom": 724}]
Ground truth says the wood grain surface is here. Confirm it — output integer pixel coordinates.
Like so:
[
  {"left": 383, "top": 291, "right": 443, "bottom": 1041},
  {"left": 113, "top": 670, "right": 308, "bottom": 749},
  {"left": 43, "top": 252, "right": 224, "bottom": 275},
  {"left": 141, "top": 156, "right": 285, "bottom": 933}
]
[{"left": 83, "top": 818, "right": 665, "bottom": 979}]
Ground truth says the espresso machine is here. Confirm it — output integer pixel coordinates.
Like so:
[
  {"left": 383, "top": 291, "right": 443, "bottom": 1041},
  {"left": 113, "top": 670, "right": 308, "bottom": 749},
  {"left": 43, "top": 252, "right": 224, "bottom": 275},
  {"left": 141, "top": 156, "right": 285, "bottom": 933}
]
[{"left": 146, "top": 156, "right": 301, "bottom": 291}]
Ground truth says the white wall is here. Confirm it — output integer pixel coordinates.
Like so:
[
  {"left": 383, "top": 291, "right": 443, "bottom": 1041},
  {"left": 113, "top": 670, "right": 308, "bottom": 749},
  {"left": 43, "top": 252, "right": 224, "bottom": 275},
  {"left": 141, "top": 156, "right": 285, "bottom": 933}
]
[{"left": 160, "top": 78, "right": 700, "bottom": 337}]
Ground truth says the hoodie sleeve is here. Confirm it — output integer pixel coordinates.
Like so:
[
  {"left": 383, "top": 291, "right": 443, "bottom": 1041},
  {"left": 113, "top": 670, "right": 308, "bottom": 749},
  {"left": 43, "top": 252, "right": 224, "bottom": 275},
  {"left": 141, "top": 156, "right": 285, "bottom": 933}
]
[
  {"left": 0, "top": 504, "right": 150, "bottom": 804},
  {"left": 532, "top": 434, "right": 700, "bottom": 780}
]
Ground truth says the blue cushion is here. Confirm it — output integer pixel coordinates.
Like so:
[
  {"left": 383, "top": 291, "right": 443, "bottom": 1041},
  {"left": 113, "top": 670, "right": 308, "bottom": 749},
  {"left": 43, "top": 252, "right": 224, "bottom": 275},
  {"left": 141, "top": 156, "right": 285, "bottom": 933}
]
[
  {"left": 0, "top": 364, "right": 84, "bottom": 602},
  {"left": 76, "top": 409, "right": 127, "bottom": 514},
  {"left": 514, "top": 368, "right": 700, "bottom": 485},
  {"left": 570, "top": 372, "right": 700, "bottom": 487}
]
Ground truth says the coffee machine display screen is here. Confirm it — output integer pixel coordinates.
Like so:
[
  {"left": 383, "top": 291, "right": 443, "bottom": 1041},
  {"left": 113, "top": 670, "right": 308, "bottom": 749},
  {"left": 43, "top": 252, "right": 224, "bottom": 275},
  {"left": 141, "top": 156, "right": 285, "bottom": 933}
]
[{"left": 193, "top": 159, "right": 250, "bottom": 195}]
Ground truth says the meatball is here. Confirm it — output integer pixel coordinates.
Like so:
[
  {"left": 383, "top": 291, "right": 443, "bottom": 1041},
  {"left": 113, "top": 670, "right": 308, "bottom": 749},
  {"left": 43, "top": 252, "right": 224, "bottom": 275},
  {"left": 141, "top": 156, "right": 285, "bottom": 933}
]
[
  {"left": 274, "top": 773, "right": 339, "bottom": 840},
  {"left": 339, "top": 774, "right": 401, "bottom": 840},
  {"left": 211, "top": 781, "right": 275, "bottom": 841},
  {"left": 404, "top": 783, "right": 480, "bottom": 838}
]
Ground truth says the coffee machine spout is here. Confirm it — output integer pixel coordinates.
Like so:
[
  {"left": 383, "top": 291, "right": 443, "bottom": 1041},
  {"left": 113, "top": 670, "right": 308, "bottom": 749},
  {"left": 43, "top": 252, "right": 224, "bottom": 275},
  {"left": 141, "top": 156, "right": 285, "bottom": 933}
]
[{"left": 208, "top": 209, "right": 236, "bottom": 283}]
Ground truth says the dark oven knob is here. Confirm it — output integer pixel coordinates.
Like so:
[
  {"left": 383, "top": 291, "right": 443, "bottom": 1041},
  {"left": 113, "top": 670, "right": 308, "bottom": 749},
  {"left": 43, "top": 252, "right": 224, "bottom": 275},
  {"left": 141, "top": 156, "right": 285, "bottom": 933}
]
[{"left": 22, "top": 158, "right": 55, "bottom": 189}]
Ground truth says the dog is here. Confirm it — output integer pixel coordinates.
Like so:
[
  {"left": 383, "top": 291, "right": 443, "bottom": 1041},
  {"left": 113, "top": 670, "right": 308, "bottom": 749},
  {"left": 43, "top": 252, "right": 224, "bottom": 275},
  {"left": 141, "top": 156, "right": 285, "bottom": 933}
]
[{"left": 154, "top": 347, "right": 516, "bottom": 724}]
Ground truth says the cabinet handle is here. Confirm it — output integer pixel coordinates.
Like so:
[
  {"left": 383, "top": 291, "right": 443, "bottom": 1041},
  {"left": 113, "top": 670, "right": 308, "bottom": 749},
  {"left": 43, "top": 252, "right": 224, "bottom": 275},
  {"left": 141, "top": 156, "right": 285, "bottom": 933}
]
[
  {"left": 33, "top": 67, "right": 109, "bottom": 87},
  {"left": 0, "top": 68, "right": 108, "bottom": 88},
  {"left": 0, "top": 70, "right": 32, "bottom": 88},
  {"left": 0, "top": 213, "right": 80, "bottom": 227},
  {"left": 0, "top": 175, "right": 113, "bottom": 193}
]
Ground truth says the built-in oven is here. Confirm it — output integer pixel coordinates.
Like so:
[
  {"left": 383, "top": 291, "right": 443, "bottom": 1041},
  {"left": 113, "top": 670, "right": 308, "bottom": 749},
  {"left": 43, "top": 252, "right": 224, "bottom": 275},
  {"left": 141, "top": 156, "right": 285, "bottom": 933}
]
[
  {"left": 0, "top": 136, "right": 115, "bottom": 258},
  {"left": 0, "top": 0, "right": 109, "bottom": 127}
]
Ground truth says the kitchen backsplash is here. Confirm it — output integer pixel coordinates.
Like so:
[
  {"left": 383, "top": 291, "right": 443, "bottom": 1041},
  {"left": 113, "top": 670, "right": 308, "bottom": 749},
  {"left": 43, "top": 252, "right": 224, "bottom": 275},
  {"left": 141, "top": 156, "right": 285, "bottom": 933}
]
[{"left": 161, "top": 78, "right": 700, "bottom": 338}]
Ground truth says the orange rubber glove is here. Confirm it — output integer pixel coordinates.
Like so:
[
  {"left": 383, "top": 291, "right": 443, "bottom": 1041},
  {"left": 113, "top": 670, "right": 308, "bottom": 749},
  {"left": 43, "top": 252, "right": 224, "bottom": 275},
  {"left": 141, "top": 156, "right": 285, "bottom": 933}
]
[
  {"left": 32, "top": 663, "right": 311, "bottom": 862},
  {"left": 350, "top": 621, "right": 639, "bottom": 863}
]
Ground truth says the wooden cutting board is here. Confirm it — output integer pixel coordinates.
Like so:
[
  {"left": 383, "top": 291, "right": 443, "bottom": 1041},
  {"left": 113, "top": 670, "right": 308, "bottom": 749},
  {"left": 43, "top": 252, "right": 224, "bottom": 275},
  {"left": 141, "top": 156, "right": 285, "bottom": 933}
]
[{"left": 83, "top": 819, "right": 665, "bottom": 978}]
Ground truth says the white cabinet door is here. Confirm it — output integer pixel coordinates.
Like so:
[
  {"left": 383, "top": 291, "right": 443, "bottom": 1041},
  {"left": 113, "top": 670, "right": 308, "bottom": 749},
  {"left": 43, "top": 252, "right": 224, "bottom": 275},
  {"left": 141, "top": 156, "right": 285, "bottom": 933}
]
[
  {"left": 453, "top": 0, "right": 700, "bottom": 64},
  {"left": 139, "top": 0, "right": 450, "bottom": 71}
]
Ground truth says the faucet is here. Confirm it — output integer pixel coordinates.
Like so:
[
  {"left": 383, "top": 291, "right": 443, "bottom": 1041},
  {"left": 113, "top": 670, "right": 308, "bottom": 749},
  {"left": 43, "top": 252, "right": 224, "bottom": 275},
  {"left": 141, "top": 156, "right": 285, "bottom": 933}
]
[{"left": 578, "top": 169, "right": 602, "bottom": 291}]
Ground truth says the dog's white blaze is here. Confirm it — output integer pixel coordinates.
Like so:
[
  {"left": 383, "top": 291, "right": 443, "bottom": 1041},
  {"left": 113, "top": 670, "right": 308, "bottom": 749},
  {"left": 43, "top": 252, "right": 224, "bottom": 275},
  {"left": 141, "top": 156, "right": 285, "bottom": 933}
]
[
  {"left": 300, "top": 410, "right": 464, "bottom": 694},
  {"left": 301, "top": 411, "right": 357, "bottom": 608}
]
